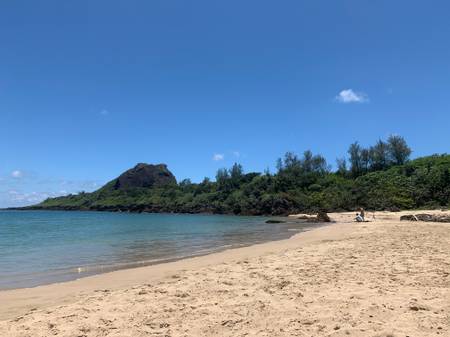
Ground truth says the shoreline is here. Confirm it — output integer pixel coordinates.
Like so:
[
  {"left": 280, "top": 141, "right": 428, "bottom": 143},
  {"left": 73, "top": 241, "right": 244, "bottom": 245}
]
[
  {"left": 0, "top": 212, "right": 316, "bottom": 291},
  {"left": 0, "top": 219, "right": 339, "bottom": 321},
  {"left": 2, "top": 210, "right": 449, "bottom": 337}
]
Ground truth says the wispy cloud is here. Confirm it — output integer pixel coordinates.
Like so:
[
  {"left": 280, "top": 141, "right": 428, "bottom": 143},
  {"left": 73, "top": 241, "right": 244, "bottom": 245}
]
[
  {"left": 11, "top": 170, "right": 23, "bottom": 178},
  {"left": 232, "top": 151, "right": 240, "bottom": 158},
  {"left": 212, "top": 153, "right": 224, "bottom": 161},
  {"left": 7, "top": 190, "right": 63, "bottom": 204},
  {"left": 100, "top": 109, "right": 109, "bottom": 116},
  {"left": 0, "top": 171, "right": 104, "bottom": 208},
  {"left": 335, "top": 89, "right": 368, "bottom": 103}
]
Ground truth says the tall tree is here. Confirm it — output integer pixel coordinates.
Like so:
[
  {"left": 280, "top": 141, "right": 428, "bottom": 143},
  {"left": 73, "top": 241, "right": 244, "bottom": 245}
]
[
  {"left": 311, "top": 153, "right": 328, "bottom": 173},
  {"left": 276, "top": 158, "right": 284, "bottom": 173},
  {"left": 370, "top": 140, "right": 389, "bottom": 171},
  {"left": 215, "top": 168, "right": 229, "bottom": 184},
  {"left": 302, "top": 150, "right": 314, "bottom": 172},
  {"left": 387, "top": 135, "right": 412, "bottom": 165},
  {"left": 348, "top": 142, "right": 362, "bottom": 177},
  {"left": 336, "top": 157, "right": 347, "bottom": 176},
  {"left": 179, "top": 178, "right": 192, "bottom": 187},
  {"left": 283, "top": 152, "right": 301, "bottom": 170},
  {"left": 230, "top": 163, "right": 244, "bottom": 180}
]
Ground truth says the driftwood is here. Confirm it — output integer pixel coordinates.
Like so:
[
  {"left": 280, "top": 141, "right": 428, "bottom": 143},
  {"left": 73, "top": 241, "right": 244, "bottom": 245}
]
[
  {"left": 296, "top": 214, "right": 317, "bottom": 220},
  {"left": 400, "top": 214, "right": 450, "bottom": 223},
  {"left": 305, "top": 212, "right": 331, "bottom": 222}
]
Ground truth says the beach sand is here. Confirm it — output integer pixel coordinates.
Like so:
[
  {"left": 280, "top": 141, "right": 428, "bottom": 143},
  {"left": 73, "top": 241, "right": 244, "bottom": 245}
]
[{"left": 1, "top": 210, "right": 449, "bottom": 336}]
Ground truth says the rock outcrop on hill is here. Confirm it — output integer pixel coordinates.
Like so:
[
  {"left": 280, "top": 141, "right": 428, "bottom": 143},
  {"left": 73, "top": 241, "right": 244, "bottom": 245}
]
[{"left": 110, "top": 163, "right": 176, "bottom": 190}]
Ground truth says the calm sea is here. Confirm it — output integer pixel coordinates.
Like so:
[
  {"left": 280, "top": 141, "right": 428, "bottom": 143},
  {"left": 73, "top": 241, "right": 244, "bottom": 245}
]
[{"left": 0, "top": 210, "right": 315, "bottom": 289}]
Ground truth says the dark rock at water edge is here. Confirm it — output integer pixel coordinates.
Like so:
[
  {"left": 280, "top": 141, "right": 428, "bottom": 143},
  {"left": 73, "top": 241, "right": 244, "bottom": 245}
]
[
  {"left": 265, "top": 219, "right": 286, "bottom": 224},
  {"left": 316, "top": 211, "right": 331, "bottom": 222}
]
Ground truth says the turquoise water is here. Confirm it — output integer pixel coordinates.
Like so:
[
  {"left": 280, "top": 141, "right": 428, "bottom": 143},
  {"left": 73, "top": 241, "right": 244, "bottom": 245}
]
[{"left": 0, "top": 211, "right": 312, "bottom": 290}]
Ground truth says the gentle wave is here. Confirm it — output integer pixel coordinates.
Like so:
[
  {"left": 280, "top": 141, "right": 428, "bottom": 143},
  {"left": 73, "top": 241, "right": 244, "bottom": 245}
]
[{"left": 0, "top": 211, "right": 318, "bottom": 289}]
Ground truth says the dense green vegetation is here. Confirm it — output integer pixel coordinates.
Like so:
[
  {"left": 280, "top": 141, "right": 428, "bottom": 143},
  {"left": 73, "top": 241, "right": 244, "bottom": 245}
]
[{"left": 34, "top": 136, "right": 450, "bottom": 215}]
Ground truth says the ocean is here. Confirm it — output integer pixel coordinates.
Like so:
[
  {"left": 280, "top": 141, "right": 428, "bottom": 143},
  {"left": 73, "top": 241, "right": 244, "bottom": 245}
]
[{"left": 0, "top": 210, "right": 315, "bottom": 289}]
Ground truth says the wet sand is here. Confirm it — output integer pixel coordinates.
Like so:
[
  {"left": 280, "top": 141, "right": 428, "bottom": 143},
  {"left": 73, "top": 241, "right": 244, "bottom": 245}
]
[{"left": 1, "top": 211, "right": 449, "bottom": 336}]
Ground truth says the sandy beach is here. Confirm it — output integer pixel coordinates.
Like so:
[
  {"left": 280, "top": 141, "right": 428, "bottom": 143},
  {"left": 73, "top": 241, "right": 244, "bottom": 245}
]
[{"left": 1, "top": 210, "right": 449, "bottom": 337}]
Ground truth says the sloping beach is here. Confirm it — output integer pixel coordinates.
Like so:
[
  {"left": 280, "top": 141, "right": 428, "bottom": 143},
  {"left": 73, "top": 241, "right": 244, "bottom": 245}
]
[{"left": 1, "top": 211, "right": 449, "bottom": 337}]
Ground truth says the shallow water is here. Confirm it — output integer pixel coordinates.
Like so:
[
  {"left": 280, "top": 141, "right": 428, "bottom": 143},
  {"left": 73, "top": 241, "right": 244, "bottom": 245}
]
[{"left": 0, "top": 210, "right": 315, "bottom": 289}]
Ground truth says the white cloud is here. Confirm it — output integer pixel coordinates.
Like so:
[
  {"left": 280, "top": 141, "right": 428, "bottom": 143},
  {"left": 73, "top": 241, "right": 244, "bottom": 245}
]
[
  {"left": 335, "top": 89, "right": 368, "bottom": 103},
  {"left": 7, "top": 189, "right": 71, "bottom": 204},
  {"left": 8, "top": 190, "right": 50, "bottom": 203},
  {"left": 11, "top": 170, "right": 23, "bottom": 178},
  {"left": 0, "top": 171, "right": 104, "bottom": 208},
  {"left": 212, "top": 153, "right": 224, "bottom": 161},
  {"left": 100, "top": 109, "right": 109, "bottom": 116}
]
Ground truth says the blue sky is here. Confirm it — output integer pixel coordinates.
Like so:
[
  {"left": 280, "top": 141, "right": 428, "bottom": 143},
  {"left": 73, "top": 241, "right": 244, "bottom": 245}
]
[{"left": 1, "top": 0, "right": 450, "bottom": 207}]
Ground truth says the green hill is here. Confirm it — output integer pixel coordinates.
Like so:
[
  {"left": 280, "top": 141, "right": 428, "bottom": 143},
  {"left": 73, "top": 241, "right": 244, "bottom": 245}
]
[{"left": 28, "top": 153, "right": 450, "bottom": 215}]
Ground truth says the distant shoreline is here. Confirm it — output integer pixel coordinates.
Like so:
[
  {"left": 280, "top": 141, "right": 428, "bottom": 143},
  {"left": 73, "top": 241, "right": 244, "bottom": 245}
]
[
  {"left": 3, "top": 205, "right": 301, "bottom": 216},
  {"left": 4, "top": 204, "right": 448, "bottom": 216},
  {"left": 2, "top": 207, "right": 302, "bottom": 218}
]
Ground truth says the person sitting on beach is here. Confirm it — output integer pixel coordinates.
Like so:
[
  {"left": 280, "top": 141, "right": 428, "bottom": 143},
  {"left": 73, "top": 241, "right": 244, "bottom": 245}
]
[
  {"left": 359, "top": 208, "right": 365, "bottom": 221},
  {"left": 355, "top": 213, "right": 364, "bottom": 222},
  {"left": 355, "top": 208, "right": 367, "bottom": 222}
]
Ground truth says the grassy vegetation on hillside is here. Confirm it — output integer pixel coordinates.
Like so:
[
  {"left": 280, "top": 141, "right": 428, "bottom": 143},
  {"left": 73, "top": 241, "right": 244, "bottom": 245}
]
[{"left": 35, "top": 136, "right": 450, "bottom": 215}]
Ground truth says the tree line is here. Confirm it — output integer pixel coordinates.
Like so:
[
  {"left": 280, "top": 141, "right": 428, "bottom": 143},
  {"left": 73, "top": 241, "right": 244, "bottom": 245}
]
[
  {"left": 341, "top": 135, "right": 411, "bottom": 177},
  {"left": 36, "top": 135, "right": 449, "bottom": 215},
  {"left": 214, "top": 135, "right": 412, "bottom": 183}
]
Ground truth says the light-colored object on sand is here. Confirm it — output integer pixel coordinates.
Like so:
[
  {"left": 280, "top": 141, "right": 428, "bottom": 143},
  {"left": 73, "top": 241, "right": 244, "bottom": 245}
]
[{"left": 295, "top": 214, "right": 316, "bottom": 220}]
